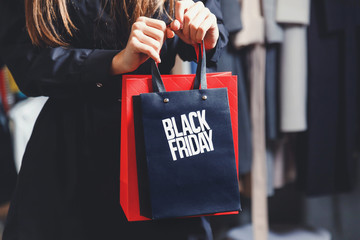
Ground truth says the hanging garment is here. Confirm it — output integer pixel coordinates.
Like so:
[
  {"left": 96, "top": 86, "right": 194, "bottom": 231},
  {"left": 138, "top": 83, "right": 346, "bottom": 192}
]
[
  {"left": 297, "top": 0, "right": 360, "bottom": 195},
  {"left": 261, "top": 1, "right": 287, "bottom": 203},
  {"left": 3, "top": 67, "right": 25, "bottom": 102},
  {"left": 261, "top": 0, "right": 283, "bottom": 141},
  {"left": 276, "top": 0, "right": 310, "bottom": 25},
  {"left": 232, "top": 0, "right": 264, "bottom": 49},
  {"left": 264, "top": 45, "right": 280, "bottom": 140},
  {"left": 171, "top": 55, "right": 191, "bottom": 75},
  {"left": 272, "top": 134, "right": 296, "bottom": 189},
  {"left": 221, "top": 0, "right": 242, "bottom": 33},
  {"left": 8, "top": 97, "right": 48, "bottom": 171},
  {"left": 0, "top": 99, "right": 17, "bottom": 205},
  {"left": 0, "top": 66, "right": 18, "bottom": 113},
  {"left": 262, "top": 0, "right": 284, "bottom": 197},
  {"left": 266, "top": 147, "right": 275, "bottom": 196},
  {"left": 262, "top": 0, "right": 284, "bottom": 43},
  {"left": 212, "top": 47, "right": 253, "bottom": 175},
  {"left": 231, "top": 1, "right": 269, "bottom": 238},
  {"left": 277, "top": 0, "right": 310, "bottom": 132},
  {"left": 249, "top": 44, "right": 268, "bottom": 240},
  {"left": 4, "top": 67, "right": 19, "bottom": 94},
  {"left": 279, "top": 26, "right": 308, "bottom": 132},
  {"left": 0, "top": 67, "right": 9, "bottom": 113},
  {"left": 209, "top": 0, "right": 252, "bottom": 175}
]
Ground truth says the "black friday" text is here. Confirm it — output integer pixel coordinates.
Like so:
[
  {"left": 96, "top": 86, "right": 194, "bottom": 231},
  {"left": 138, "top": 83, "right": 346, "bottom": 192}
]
[{"left": 162, "top": 110, "right": 214, "bottom": 161}]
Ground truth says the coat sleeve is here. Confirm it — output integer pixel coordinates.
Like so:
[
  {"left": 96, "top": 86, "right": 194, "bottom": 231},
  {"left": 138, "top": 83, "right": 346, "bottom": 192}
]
[
  {"left": 0, "top": 1, "right": 120, "bottom": 98},
  {"left": 176, "top": 0, "right": 228, "bottom": 67}
]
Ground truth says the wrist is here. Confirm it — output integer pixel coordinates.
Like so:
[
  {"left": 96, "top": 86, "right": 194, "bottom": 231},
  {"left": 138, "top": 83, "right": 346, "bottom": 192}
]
[{"left": 111, "top": 50, "right": 130, "bottom": 75}]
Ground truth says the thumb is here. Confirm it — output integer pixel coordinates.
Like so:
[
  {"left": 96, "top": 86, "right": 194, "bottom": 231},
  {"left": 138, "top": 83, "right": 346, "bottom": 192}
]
[
  {"left": 169, "top": 19, "right": 192, "bottom": 44},
  {"left": 166, "top": 28, "right": 175, "bottom": 39}
]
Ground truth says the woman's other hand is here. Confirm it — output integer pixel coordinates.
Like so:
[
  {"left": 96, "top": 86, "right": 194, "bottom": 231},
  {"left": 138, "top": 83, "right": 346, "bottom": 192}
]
[
  {"left": 170, "top": 0, "right": 219, "bottom": 50},
  {"left": 111, "top": 17, "right": 174, "bottom": 75}
]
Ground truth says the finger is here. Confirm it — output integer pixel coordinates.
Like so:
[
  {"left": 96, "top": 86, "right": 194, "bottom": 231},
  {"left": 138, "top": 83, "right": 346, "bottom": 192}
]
[
  {"left": 133, "top": 37, "right": 161, "bottom": 63},
  {"left": 142, "top": 26, "right": 165, "bottom": 42},
  {"left": 185, "top": 1, "right": 205, "bottom": 17},
  {"left": 175, "top": 0, "right": 193, "bottom": 25},
  {"left": 133, "top": 20, "right": 165, "bottom": 42},
  {"left": 189, "top": 7, "right": 210, "bottom": 43},
  {"left": 196, "top": 14, "right": 217, "bottom": 44},
  {"left": 170, "top": 19, "right": 181, "bottom": 32},
  {"left": 183, "top": 1, "right": 205, "bottom": 41},
  {"left": 166, "top": 28, "right": 175, "bottom": 39},
  {"left": 137, "top": 16, "right": 166, "bottom": 32},
  {"left": 133, "top": 29, "right": 162, "bottom": 52}
]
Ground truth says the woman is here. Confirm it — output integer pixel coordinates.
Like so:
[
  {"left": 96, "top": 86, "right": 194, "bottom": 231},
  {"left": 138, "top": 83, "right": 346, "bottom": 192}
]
[{"left": 0, "top": 0, "right": 227, "bottom": 239}]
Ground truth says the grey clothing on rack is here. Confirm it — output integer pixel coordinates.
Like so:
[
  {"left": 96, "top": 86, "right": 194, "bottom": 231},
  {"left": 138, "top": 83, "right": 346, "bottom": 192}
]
[
  {"left": 276, "top": 0, "right": 310, "bottom": 25},
  {"left": 276, "top": 0, "right": 310, "bottom": 133},
  {"left": 261, "top": 0, "right": 284, "bottom": 43},
  {"left": 279, "top": 25, "right": 308, "bottom": 132}
]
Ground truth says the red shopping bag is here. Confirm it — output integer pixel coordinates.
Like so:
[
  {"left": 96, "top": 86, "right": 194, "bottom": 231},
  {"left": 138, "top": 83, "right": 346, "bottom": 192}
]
[{"left": 120, "top": 70, "right": 239, "bottom": 221}]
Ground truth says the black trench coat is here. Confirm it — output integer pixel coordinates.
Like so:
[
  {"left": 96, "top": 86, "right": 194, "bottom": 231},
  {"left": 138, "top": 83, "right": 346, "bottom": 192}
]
[{"left": 0, "top": 0, "right": 228, "bottom": 239}]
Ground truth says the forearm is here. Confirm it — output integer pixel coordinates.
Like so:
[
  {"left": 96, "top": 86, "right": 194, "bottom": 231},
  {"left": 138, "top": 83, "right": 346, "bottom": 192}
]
[{"left": 111, "top": 50, "right": 128, "bottom": 75}]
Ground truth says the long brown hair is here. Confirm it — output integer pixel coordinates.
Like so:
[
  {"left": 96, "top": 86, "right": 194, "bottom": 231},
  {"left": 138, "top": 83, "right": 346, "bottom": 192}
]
[{"left": 25, "top": 0, "right": 174, "bottom": 47}]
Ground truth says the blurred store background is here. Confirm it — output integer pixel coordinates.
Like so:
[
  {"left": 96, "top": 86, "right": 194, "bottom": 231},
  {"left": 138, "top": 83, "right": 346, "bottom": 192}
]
[{"left": 1, "top": 0, "right": 360, "bottom": 239}]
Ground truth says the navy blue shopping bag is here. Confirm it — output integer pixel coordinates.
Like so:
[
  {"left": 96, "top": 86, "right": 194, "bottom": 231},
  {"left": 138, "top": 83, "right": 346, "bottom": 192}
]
[{"left": 133, "top": 43, "right": 241, "bottom": 220}]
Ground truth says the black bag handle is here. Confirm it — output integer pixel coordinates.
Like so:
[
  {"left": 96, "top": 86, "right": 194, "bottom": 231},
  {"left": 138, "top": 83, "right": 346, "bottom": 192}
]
[{"left": 151, "top": 41, "right": 207, "bottom": 93}]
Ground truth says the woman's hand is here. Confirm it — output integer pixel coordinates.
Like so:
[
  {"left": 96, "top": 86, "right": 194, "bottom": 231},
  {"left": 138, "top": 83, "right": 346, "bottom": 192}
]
[
  {"left": 169, "top": 0, "right": 219, "bottom": 50},
  {"left": 111, "top": 17, "right": 174, "bottom": 75}
]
